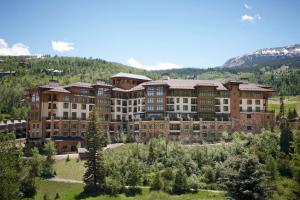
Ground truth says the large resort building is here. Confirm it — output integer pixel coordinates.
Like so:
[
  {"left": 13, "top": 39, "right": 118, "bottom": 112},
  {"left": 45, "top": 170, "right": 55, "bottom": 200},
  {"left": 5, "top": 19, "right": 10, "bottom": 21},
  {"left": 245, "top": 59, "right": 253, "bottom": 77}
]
[{"left": 27, "top": 73, "right": 275, "bottom": 153}]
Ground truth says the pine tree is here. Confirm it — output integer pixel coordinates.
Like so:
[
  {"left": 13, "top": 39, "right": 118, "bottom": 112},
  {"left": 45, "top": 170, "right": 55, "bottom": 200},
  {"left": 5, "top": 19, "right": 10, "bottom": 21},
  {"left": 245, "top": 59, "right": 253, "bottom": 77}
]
[
  {"left": 280, "top": 122, "right": 294, "bottom": 154},
  {"left": 173, "top": 169, "right": 187, "bottom": 194},
  {"left": 293, "top": 108, "right": 298, "bottom": 119},
  {"left": 83, "top": 109, "right": 107, "bottom": 192},
  {"left": 148, "top": 140, "right": 155, "bottom": 163},
  {"left": 279, "top": 97, "right": 285, "bottom": 119}
]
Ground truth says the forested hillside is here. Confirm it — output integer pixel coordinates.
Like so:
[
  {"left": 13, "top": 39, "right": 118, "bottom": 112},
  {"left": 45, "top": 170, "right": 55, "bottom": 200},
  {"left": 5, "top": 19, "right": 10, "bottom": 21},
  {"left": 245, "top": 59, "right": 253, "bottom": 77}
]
[{"left": 0, "top": 55, "right": 299, "bottom": 120}]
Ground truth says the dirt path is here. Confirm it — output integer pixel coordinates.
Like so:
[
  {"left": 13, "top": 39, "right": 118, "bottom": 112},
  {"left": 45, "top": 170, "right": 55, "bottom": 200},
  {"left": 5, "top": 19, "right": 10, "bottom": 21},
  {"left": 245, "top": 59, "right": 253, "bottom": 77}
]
[
  {"left": 48, "top": 177, "right": 83, "bottom": 184},
  {"left": 54, "top": 143, "right": 125, "bottom": 160}
]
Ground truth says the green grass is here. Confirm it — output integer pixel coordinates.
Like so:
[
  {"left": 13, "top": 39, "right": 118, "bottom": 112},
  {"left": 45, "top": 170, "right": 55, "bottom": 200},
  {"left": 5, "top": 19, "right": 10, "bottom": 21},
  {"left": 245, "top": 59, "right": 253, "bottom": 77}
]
[
  {"left": 54, "top": 159, "right": 85, "bottom": 181},
  {"left": 34, "top": 180, "right": 226, "bottom": 200},
  {"left": 268, "top": 95, "right": 300, "bottom": 115}
]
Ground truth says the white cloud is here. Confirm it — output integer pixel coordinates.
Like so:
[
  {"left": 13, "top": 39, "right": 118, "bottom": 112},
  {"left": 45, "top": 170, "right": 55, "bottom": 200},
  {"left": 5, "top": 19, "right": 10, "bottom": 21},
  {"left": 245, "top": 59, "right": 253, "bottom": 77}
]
[
  {"left": 51, "top": 41, "right": 74, "bottom": 52},
  {"left": 127, "top": 57, "right": 183, "bottom": 71},
  {"left": 240, "top": 14, "right": 261, "bottom": 22},
  {"left": 244, "top": 3, "right": 252, "bottom": 10},
  {"left": 241, "top": 14, "right": 255, "bottom": 22},
  {"left": 0, "top": 38, "right": 31, "bottom": 56}
]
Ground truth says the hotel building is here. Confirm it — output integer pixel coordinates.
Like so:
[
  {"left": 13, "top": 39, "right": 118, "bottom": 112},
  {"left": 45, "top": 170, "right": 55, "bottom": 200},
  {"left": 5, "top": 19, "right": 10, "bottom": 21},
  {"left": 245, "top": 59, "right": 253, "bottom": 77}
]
[{"left": 27, "top": 73, "right": 275, "bottom": 153}]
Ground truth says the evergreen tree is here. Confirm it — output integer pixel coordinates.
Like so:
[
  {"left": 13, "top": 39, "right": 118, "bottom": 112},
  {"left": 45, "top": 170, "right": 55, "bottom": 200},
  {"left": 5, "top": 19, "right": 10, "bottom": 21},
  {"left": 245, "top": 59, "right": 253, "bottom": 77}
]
[
  {"left": 279, "top": 97, "right": 285, "bottom": 119},
  {"left": 83, "top": 109, "right": 107, "bottom": 192},
  {"left": 280, "top": 122, "right": 294, "bottom": 154},
  {"left": 41, "top": 140, "right": 56, "bottom": 178},
  {"left": 293, "top": 108, "right": 298, "bottom": 119},
  {"left": 222, "top": 154, "right": 266, "bottom": 200},
  {"left": 173, "top": 169, "right": 187, "bottom": 194},
  {"left": 287, "top": 109, "right": 294, "bottom": 120},
  {"left": 148, "top": 140, "right": 155, "bottom": 163},
  {"left": 0, "top": 132, "right": 23, "bottom": 200}
]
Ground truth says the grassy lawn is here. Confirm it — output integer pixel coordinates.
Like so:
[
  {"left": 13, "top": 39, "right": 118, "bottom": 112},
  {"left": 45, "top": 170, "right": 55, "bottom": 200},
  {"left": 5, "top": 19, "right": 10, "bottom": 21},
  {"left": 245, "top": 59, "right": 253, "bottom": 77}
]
[
  {"left": 268, "top": 95, "right": 300, "bottom": 115},
  {"left": 54, "top": 159, "right": 85, "bottom": 181},
  {"left": 35, "top": 180, "right": 226, "bottom": 200}
]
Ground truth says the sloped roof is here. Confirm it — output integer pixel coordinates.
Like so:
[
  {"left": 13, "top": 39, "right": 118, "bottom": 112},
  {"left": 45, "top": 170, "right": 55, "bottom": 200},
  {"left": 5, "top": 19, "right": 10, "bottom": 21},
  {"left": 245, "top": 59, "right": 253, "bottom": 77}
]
[
  {"left": 142, "top": 79, "right": 227, "bottom": 90},
  {"left": 64, "top": 82, "right": 93, "bottom": 89},
  {"left": 239, "top": 83, "right": 274, "bottom": 92},
  {"left": 48, "top": 87, "right": 71, "bottom": 93},
  {"left": 92, "top": 80, "right": 113, "bottom": 88},
  {"left": 112, "top": 72, "right": 152, "bottom": 81}
]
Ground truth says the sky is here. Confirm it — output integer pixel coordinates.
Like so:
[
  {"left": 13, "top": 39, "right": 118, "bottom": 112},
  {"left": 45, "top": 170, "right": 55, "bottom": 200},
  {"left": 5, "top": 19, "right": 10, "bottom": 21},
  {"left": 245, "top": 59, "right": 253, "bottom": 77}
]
[{"left": 0, "top": 0, "right": 299, "bottom": 70}]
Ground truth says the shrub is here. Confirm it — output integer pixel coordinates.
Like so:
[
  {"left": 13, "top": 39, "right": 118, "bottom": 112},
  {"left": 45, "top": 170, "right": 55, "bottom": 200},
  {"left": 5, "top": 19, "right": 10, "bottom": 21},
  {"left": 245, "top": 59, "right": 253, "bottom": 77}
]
[
  {"left": 151, "top": 172, "right": 163, "bottom": 191},
  {"left": 66, "top": 154, "right": 70, "bottom": 162},
  {"left": 124, "top": 186, "right": 142, "bottom": 197},
  {"left": 105, "top": 177, "right": 123, "bottom": 195}
]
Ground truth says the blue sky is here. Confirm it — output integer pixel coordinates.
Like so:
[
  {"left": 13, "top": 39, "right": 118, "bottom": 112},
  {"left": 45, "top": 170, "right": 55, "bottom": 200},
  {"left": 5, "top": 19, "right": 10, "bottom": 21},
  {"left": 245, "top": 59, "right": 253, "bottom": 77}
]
[{"left": 0, "top": 0, "right": 299, "bottom": 69}]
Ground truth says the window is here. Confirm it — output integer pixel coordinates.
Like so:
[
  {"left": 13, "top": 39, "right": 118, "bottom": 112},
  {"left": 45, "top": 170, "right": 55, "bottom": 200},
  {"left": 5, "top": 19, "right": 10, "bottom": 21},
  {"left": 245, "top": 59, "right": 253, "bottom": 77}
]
[
  {"left": 191, "top": 98, "right": 197, "bottom": 104},
  {"left": 81, "top": 113, "right": 86, "bottom": 120},
  {"left": 176, "top": 105, "right": 180, "bottom": 110},
  {"left": 72, "top": 104, "right": 77, "bottom": 109},
  {"left": 63, "top": 96, "right": 69, "bottom": 102},
  {"left": 63, "top": 112, "right": 68, "bottom": 119},
  {"left": 147, "top": 98, "right": 154, "bottom": 103},
  {"left": 255, "top": 107, "right": 260, "bottom": 112},
  {"left": 247, "top": 107, "right": 252, "bottom": 112},
  {"left": 247, "top": 126, "right": 252, "bottom": 130},
  {"left": 147, "top": 105, "right": 154, "bottom": 111},
  {"left": 183, "top": 105, "right": 188, "bottom": 111},
  {"left": 223, "top": 106, "right": 228, "bottom": 111},
  {"left": 176, "top": 98, "right": 180, "bottom": 103},
  {"left": 89, "top": 105, "right": 94, "bottom": 111},
  {"left": 184, "top": 124, "right": 189, "bottom": 129},
  {"left": 157, "top": 98, "right": 163, "bottom": 103},
  {"left": 97, "top": 88, "right": 104, "bottom": 96},
  {"left": 157, "top": 105, "right": 163, "bottom": 111},
  {"left": 183, "top": 98, "right": 188, "bottom": 103},
  {"left": 117, "top": 107, "right": 121, "bottom": 112},
  {"left": 72, "top": 112, "right": 77, "bottom": 119},
  {"left": 255, "top": 100, "right": 260, "bottom": 105},
  {"left": 81, "top": 104, "right": 86, "bottom": 110},
  {"left": 80, "top": 89, "right": 89, "bottom": 96},
  {"left": 170, "top": 124, "right": 180, "bottom": 130},
  {"left": 247, "top": 114, "right": 251, "bottom": 118},
  {"left": 63, "top": 103, "right": 68, "bottom": 109},
  {"left": 147, "top": 87, "right": 154, "bottom": 96},
  {"left": 160, "top": 124, "right": 164, "bottom": 129},
  {"left": 240, "top": 99, "right": 242, "bottom": 104},
  {"left": 72, "top": 124, "right": 77, "bottom": 129},
  {"left": 63, "top": 123, "right": 68, "bottom": 129},
  {"left": 247, "top": 99, "right": 252, "bottom": 104},
  {"left": 157, "top": 87, "right": 163, "bottom": 96},
  {"left": 117, "top": 100, "right": 121, "bottom": 105},
  {"left": 191, "top": 106, "right": 197, "bottom": 112},
  {"left": 223, "top": 99, "right": 228, "bottom": 104}
]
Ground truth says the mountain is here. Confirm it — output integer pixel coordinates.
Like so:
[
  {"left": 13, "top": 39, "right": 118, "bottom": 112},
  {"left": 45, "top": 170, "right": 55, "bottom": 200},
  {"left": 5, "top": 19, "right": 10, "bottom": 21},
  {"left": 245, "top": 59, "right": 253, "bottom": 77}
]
[{"left": 223, "top": 43, "right": 300, "bottom": 68}]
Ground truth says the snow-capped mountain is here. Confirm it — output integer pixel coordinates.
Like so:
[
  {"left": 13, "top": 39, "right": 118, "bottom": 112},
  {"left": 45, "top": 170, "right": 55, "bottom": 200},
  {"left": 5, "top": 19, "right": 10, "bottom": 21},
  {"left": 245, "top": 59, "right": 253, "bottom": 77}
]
[{"left": 223, "top": 43, "right": 300, "bottom": 68}]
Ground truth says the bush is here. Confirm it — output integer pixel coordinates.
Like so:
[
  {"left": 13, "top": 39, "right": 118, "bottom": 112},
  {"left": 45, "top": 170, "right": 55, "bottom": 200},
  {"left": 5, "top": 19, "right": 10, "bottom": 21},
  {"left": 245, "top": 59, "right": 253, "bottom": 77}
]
[
  {"left": 151, "top": 172, "right": 163, "bottom": 191},
  {"left": 187, "top": 174, "right": 199, "bottom": 192},
  {"left": 172, "top": 170, "right": 188, "bottom": 194},
  {"left": 124, "top": 186, "right": 142, "bottom": 197},
  {"left": 66, "top": 154, "right": 70, "bottom": 162},
  {"left": 105, "top": 177, "right": 123, "bottom": 195}
]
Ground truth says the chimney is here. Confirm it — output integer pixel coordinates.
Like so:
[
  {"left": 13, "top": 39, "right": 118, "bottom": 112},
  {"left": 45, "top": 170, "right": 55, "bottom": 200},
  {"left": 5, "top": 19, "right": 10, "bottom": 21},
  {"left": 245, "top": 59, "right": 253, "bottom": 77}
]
[
  {"left": 162, "top": 76, "right": 170, "bottom": 81},
  {"left": 48, "top": 80, "right": 59, "bottom": 87}
]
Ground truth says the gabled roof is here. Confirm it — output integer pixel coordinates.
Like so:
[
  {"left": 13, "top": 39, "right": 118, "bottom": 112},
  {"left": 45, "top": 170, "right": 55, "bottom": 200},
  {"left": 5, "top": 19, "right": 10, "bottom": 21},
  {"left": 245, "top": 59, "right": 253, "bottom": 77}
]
[{"left": 112, "top": 72, "right": 152, "bottom": 81}]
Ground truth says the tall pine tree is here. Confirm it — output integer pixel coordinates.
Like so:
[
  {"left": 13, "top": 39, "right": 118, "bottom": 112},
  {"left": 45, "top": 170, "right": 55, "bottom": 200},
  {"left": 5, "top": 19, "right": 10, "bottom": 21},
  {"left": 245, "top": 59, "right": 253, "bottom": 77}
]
[{"left": 83, "top": 108, "right": 107, "bottom": 192}]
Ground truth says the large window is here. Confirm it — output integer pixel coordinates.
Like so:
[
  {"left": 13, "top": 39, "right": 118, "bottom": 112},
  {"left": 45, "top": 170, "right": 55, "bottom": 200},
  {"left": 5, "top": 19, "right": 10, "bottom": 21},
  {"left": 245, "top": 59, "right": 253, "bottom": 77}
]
[
  {"left": 97, "top": 88, "right": 104, "bottom": 96},
  {"left": 183, "top": 98, "right": 188, "bottom": 103},
  {"left": 31, "top": 92, "right": 40, "bottom": 109},
  {"left": 147, "top": 87, "right": 154, "bottom": 96},
  {"left": 147, "top": 105, "right": 154, "bottom": 111},
  {"left": 157, "top": 98, "right": 163, "bottom": 103},
  {"left": 255, "top": 100, "right": 260, "bottom": 105},
  {"left": 157, "top": 105, "right": 163, "bottom": 111},
  {"left": 63, "top": 96, "right": 69, "bottom": 102},
  {"left": 80, "top": 89, "right": 89, "bottom": 96},
  {"left": 147, "top": 98, "right": 154, "bottom": 103},
  {"left": 223, "top": 99, "right": 228, "bottom": 104},
  {"left": 183, "top": 105, "right": 188, "bottom": 111},
  {"left": 157, "top": 87, "right": 163, "bottom": 96}
]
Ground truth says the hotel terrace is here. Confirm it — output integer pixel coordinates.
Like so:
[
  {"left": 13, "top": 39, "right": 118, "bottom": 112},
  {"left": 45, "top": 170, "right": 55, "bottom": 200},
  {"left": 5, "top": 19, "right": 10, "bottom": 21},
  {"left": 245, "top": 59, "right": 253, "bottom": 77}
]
[{"left": 27, "top": 73, "right": 275, "bottom": 153}]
